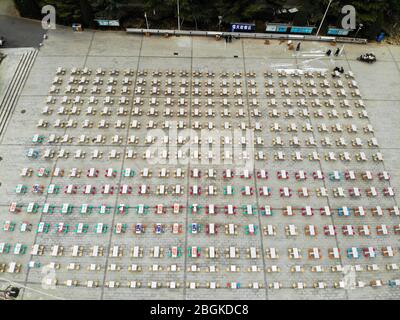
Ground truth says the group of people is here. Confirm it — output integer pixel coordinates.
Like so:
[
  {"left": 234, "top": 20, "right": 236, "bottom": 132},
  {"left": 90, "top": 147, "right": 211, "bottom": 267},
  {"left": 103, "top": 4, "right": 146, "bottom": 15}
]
[
  {"left": 326, "top": 48, "right": 341, "bottom": 56},
  {"left": 332, "top": 66, "right": 345, "bottom": 77},
  {"left": 294, "top": 42, "right": 342, "bottom": 57},
  {"left": 224, "top": 35, "right": 233, "bottom": 43},
  {"left": 333, "top": 66, "right": 345, "bottom": 73},
  {"left": 358, "top": 53, "right": 377, "bottom": 64}
]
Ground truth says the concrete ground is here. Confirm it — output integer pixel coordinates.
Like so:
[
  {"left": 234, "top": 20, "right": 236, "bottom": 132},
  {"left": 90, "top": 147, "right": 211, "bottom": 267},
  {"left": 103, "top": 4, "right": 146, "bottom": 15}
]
[
  {"left": 0, "top": 27, "right": 400, "bottom": 300},
  {"left": 0, "top": 15, "right": 46, "bottom": 48},
  {"left": 0, "top": 48, "right": 28, "bottom": 100}
]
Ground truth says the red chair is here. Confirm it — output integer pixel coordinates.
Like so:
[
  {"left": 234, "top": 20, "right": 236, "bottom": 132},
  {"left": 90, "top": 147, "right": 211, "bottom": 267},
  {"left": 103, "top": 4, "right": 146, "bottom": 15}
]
[
  {"left": 295, "top": 172, "right": 307, "bottom": 181},
  {"left": 257, "top": 170, "right": 268, "bottom": 179},
  {"left": 223, "top": 170, "right": 234, "bottom": 179},
  {"left": 101, "top": 185, "right": 114, "bottom": 194},
  {"left": 224, "top": 206, "right": 237, "bottom": 215},
  {"left": 301, "top": 207, "right": 314, "bottom": 216},
  {"left": 312, "top": 171, "right": 325, "bottom": 180},
  {"left": 206, "top": 205, "right": 218, "bottom": 215},
  {"left": 86, "top": 169, "right": 99, "bottom": 177},
  {"left": 320, "top": 207, "right": 332, "bottom": 216},
  {"left": 277, "top": 170, "right": 289, "bottom": 180}
]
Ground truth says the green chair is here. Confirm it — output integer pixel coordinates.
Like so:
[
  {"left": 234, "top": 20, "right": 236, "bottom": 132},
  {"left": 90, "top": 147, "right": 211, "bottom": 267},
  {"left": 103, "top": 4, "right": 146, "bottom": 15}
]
[
  {"left": 98, "top": 205, "right": 111, "bottom": 214},
  {"left": 27, "top": 202, "right": 39, "bottom": 214},
  {"left": 15, "top": 185, "right": 27, "bottom": 194},
  {"left": 122, "top": 168, "right": 135, "bottom": 177},
  {"left": 47, "top": 185, "right": 60, "bottom": 194},
  {"left": 242, "top": 205, "right": 257, "bottom": 215},
  {"left": 4, "top": 221, "right": 15, "bottom": 232},
  {"left": 223, "top": 186, "right": 234, "bottom": 195},
  {"left": 32, "top": 135, "right": 45, "bottom": 143},
  {"left": 116, "top": 204, "right": 129, "bottom": 215},
  {"left": 60, "top": 204, "right": 73, "bottom": 214},
  {"left": 94, "top": 223, "right": 108, "bottom": 234},
  {"left": 19, "top": 245, "right": 27, "bottom": 254},
  {"left": 114, "top": 223, "right": 127, "bottom": 234},
  {"left": 189, "top": 204, "right": 202, "bottom": 214},
  {"left": 80, "top": 204, "right": 93, "bottom": 215},
  {"left": 3, "top": 243, "right": 11, "bottom": 254},
  {"left": 135, "top": 205, "right": 149, "bottom": 215},
  {"left": 42, "top": 204, "right": 55, "bottom": 214},
  {"left": 36, "top": 168, "right": 50, "bottom": 177}
]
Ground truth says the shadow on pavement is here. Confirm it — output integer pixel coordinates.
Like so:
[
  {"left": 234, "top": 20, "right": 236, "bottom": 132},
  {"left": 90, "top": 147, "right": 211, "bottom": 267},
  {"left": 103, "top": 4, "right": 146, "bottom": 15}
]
[{"left": 0, "top": 15, "right": 46, "bottom": 48}]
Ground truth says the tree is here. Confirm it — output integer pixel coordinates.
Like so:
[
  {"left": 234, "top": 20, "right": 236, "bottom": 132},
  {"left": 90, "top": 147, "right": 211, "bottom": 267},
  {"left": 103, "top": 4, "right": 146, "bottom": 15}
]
[
  {"left": 14, "top": 0, "right": 41, "bottom": 19},
  {"left": 36, "top": 0, "right": 81, "bottom": 25},
  {"left": 14, "top": 0, "right": 400, "bottom": 38},
  {"left": 80, "top": 0, "right": 95, "bottom": 27}
]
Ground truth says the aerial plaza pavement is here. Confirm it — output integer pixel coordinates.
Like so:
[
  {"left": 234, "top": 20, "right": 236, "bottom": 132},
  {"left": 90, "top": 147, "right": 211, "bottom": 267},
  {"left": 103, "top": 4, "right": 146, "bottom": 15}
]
[{"left": 0, "top": 28, "right": 400, "bottom": 300}]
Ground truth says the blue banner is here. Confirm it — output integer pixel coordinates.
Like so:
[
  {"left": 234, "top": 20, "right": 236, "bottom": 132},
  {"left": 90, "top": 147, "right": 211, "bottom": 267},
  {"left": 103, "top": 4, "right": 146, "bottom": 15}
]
[
  {"left": 230, "top": 23, "right": 256, "bottom": 32},
  {"left": 327, "top": 28, "right": 350, "bottom": 36},
  {"left": 290, "top": 26, "right": 315, "bottom": 34}
]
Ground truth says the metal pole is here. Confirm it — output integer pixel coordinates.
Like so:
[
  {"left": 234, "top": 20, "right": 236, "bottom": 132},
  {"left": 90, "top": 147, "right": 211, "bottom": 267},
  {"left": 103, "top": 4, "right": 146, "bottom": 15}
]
[
  {"left": 144, "top": 12, "right": 149, "bottom": 30},
  {"left": 338, "top": 44, "right": 345, "bottom": 56},
  {"left": 316, "top": 0, "right": 333, "bottom": 36},
  {"left": 354, "top": 24, "right": 363, "bottom": 38},
  {"left": 177, "top": 0, "right": 181, "bottom": 30}
]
